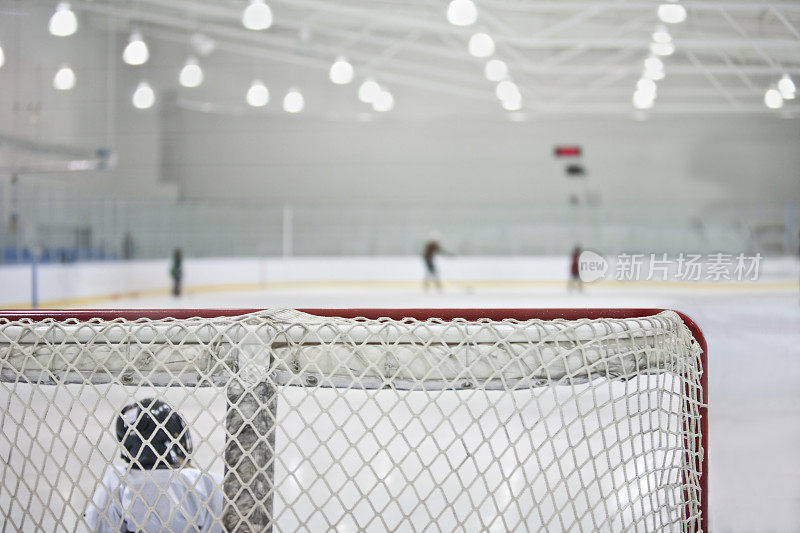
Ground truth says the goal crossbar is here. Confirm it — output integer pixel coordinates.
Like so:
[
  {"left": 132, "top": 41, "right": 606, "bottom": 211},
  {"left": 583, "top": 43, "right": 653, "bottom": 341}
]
[{"left": 3, "top": 309, "right": 694, "bottom": 390}]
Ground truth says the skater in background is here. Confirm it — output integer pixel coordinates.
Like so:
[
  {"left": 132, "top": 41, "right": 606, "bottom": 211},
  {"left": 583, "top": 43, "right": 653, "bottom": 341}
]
[
  {"left": 170, "top": 248, "right": 183, "bottom": 297},
  {"left": 122, "top": 232, "right": 135, "bottom": 260},
  {"left": 84, "top": 398, "right": 223, "bottom": 532},
  {"left": 568, "top": 244, "right": 583, "bottom": 292},
  {"left": 422, "top": 232, "right": 449, "bottom": 292}
]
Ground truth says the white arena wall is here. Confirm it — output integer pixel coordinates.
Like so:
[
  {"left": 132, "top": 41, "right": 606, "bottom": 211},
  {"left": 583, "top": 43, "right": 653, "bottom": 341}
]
[{"left": 0, "top": 256, "right": 797, "bottom": 308}]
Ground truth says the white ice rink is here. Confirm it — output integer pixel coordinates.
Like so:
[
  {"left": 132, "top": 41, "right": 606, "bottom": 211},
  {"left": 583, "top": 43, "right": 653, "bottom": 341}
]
[{"left": 69, "top": 282, "right": 800, "bottom": 532}]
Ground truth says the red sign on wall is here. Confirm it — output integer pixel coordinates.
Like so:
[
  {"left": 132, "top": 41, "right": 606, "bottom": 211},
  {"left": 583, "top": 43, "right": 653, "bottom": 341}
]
[{"left": 554, "top": 145, "right": 582, "bottom": 158}]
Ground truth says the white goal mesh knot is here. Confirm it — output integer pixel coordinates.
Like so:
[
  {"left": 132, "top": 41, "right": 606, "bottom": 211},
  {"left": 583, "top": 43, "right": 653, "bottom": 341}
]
[{"left": 0, "top": 308, "right": 705, "bottom": 532}]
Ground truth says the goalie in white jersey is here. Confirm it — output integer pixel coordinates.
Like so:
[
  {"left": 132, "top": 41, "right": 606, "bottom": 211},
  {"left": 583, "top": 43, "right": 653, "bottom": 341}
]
[{"left": 85, "top": 398, "right": 223, "bottom": 532}]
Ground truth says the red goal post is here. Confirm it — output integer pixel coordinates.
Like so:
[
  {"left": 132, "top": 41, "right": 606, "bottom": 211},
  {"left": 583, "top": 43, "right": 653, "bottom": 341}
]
[{"left": 0, "top": 308, "right": 707, "bottom": 532}]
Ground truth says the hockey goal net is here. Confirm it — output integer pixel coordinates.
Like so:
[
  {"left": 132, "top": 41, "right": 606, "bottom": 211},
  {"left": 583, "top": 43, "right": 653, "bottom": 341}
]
[{"left": 0, "top": 308, "right": 707, "bottom": 532}]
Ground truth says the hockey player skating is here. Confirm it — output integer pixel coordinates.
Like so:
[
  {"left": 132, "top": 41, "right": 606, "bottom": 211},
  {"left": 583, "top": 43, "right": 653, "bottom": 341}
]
[
  {"left": 422, "top": 232, "right": 449, "bottom": 292},
  {"left": 568, "top": 244, "right": 583, "bottom": 292},
  {"left": 170, "top": 248, "right": 183, "bottom": 297},
  {"left": 85, "top": 398, "right": 223, "bottom": 532}
]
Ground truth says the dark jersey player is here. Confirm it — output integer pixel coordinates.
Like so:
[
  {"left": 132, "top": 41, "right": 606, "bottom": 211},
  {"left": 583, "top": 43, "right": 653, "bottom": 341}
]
[
  {"left": 170, "top": 248, "right": 183, "bottom": 297},
  {"left": 423, "top": 233, "right": 447, "bottom": 292},
  {"left": 568, "top": 244, "right": 583, "bottom": 292}
]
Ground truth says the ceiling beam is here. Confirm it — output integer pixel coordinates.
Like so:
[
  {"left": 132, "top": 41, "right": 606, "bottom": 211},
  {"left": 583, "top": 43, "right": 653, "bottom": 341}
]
[
  {"left": 67, "top": 0, "right": 800, "bottom": 117},
  {"left": 718, "top": 8, "right": 783, "bottom": 69},
  {"left": 767, "top": 5, "right": 800, "bottom": 40},
  {"left": 529, "top": 104, "right": 797, "bottom": 114},
  {"left": 147, "top": 0, "right": 800, "bottom": 50},
  {"left": 479, "top": 1, "right": 800, "bottom": 12},
  {"left": 685, "top": 50, "right": 741, "bottom": 108},
  {"left": 80, "top": 1, "right": 800, "bottom": 76},
  {"left": 142, "top": 28, "right": 495, "bottom": 103},
  {"left": 75, "top": 2, "right": 496, "bottom": 97}
]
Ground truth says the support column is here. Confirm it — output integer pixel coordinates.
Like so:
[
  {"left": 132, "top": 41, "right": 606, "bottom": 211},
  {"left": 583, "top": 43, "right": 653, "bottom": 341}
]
[{"left": 223, "top": 380, "right": 277, "bottom": 532}]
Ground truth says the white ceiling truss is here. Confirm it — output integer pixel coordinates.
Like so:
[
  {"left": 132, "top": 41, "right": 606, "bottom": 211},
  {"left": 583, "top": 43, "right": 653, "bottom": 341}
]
[{"left": 72, "top": 0, "right": 800, "bottom": 116}]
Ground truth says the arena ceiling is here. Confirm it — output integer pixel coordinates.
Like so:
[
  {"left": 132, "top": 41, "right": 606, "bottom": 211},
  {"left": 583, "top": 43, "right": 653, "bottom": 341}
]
[{"left": 26, "top": 1, "right": 800, "bottom": 117}]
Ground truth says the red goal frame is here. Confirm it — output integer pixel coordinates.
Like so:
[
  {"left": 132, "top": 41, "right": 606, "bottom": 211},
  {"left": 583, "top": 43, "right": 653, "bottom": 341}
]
[{"left": 0, "top": 307, "right": 708, "bottom": 532}]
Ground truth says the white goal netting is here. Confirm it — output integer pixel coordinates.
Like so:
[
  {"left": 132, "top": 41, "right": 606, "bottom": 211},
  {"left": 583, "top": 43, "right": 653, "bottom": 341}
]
[{"left": 0, "top": 309, "right": 705, "bottom": 532}]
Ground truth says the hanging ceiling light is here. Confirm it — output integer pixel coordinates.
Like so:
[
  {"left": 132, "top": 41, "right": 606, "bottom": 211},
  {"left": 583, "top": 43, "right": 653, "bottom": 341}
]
[
  {"left": 358, "top": 79, "right": 381, "bottom": 103},
  {"left": 446, "top": 0, "right": 477, "bottom": 26},
  {"left": 495, "top": 80, "right": 520, "bottom": 102},
  {"left": 242, "top": 0, "right": 273, "bottom": 31},
  {"left": 49, "top": 2, "right": 78, "bottom": 37},
  {"left": 372, "top": 89, "right": 394, "bottom": 112},
  {"left": 778, "top": 74, "right": 796, "bottom": 100},
  {"left": 657, "top": 3, "right": 687, "bottom": 24},
  {"left": 644, "top": 56, "right": 664, "bottom": 72},
  {"left": 53, "top": 64, "right": 76, "bottom": 90},
  {"left": 468, "top": 33, "right": 495, "bottom": 58},
  {"left": 501, "top": 94, "right": 522, "bottom": 111},
  {"left": 329, "top": 56, "right": 354, "bottom": 85},
  {"left": 132, "top": 82, "right": 155, "bottom": 109},
  {"left": 123, "top": 31, "right": 149, "bottom": 65},
  {"left": 643, "top": 56, "right": 665, "bottom": 80},
  {"left": 764, "top": 87, "right": 783, "bottom": 109},
  {"left": 484, "top": 59, "right": 508, "bottom": 82},
  {"left": 650, "top": 41, "right": 675, "bottom": 56},
  {"left": 632, "top": 90, "right": 655, "bottom": 109},
  {"left": 636, "top": 78, "right": 657, "bottom": 98},
  {"left": 179, "top": 57, "right": 203, "bottom": 88},
  {"left": 246, "top": 80, "right": 269, "bottom": 107},
  {"left": 283, "top": 88, "right": 304, "bottom": 113},
  {"left": 652, "top": 26, "right": 672, "bottom": 44}
]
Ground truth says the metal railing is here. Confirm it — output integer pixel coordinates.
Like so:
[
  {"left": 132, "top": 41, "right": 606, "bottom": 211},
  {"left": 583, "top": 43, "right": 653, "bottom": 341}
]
[{"left": 0, "top": 179, "right": 796, "bottom": 263}]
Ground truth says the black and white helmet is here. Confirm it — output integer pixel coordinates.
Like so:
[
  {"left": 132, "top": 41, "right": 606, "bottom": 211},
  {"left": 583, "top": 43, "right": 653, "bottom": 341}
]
[{"left": 115, "top": 398, "right": 193, "bottom": 469}]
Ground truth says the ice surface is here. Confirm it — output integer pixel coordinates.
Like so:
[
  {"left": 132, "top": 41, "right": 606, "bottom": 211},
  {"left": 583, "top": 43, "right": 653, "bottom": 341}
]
[{"left": 25, "top": 282, "right": 800, "bottom": 531}]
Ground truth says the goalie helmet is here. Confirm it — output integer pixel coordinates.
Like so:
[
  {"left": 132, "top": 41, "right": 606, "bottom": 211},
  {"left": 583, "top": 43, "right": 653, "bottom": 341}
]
[{"left": 115, "top": 398, "right": 193, "bottom": 469}]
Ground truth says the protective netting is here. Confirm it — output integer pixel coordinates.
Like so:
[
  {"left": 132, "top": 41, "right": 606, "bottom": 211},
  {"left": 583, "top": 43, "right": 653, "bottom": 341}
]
[{"left": 0, "top": 309, "right": 705, "bottom": 532}]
